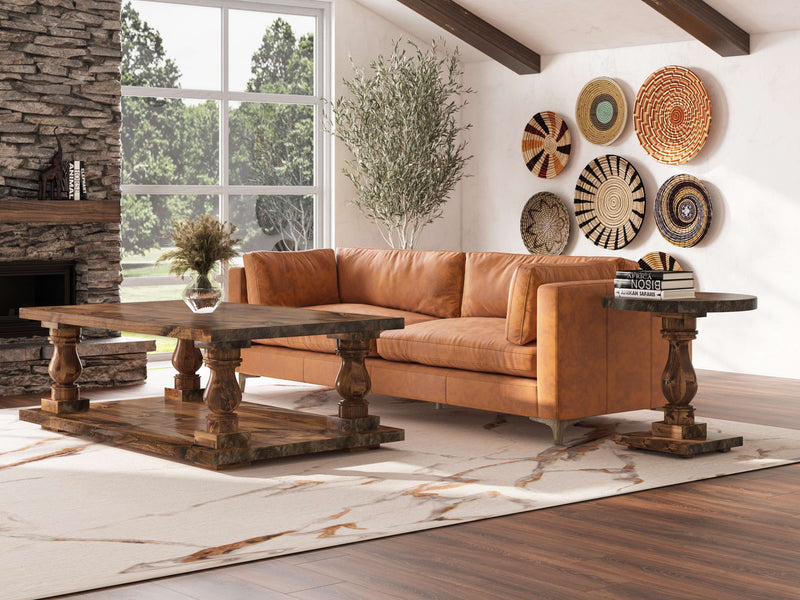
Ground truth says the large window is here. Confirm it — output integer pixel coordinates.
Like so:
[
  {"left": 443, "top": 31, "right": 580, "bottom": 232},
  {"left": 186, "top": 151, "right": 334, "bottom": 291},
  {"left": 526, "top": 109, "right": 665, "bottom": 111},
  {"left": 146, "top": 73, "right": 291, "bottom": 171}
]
[{"left": 119, "top": 0, "right": 330, "bottom": 332}]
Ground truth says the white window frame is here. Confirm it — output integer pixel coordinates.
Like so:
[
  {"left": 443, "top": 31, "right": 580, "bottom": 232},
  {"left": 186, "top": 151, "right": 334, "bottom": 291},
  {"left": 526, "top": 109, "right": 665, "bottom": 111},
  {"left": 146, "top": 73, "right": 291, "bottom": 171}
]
[{"left": 120, "top": 0, "right": 332, "bottom": 293}]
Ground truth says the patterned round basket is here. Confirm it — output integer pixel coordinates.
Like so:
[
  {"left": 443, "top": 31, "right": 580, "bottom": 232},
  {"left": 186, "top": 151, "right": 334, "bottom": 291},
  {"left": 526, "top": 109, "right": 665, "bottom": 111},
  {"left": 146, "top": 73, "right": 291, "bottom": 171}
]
[
  {"left": 521, "top": 111, "right": 571, "bottom": 179},
  {"left": 638, "top": 251, "right": 684, "bottom": 271},
  {"left": 574, "top": 155, "right": 646, "bottom": 249},
  {"left": 634, "top": 66, "right": 711, "bottom": 165},
  {"left": 520, "top": 192, "right": 570, "bottom": 255},
  {"left": 654, "top": 174, "right": 712, "bottom": 247},
  {"left": 575, "top": 77, "right": 627, "bottom": 145}
]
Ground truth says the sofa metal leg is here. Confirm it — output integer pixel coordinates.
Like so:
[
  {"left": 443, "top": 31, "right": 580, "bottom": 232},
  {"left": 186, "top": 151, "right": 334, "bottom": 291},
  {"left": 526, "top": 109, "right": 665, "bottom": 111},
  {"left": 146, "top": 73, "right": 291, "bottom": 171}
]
[
  {"left": 529, "top": 417, "right": 580, "bottom": 445},
  {"left": 434, "top": 403, "right": 443, "bottom": 410},
  {"left": 238, "top": 372, "right": 255, "bottom": 393}
]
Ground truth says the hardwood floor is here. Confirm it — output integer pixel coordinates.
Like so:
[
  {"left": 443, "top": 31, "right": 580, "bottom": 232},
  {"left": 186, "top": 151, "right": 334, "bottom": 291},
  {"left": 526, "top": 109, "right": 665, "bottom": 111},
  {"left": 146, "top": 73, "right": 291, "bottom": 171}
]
[{"left": 6, "top": 368, "right": 799, "bottom": 600}]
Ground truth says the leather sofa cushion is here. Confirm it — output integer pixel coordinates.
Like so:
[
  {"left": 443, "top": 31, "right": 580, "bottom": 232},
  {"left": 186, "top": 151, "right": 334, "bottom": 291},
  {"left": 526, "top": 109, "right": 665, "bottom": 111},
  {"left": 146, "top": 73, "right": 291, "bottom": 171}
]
[
  {"left": 336, "top": 247, "right": 466, "bottom": 318},
  {"left": 462, "top": 252, "right": 638, "bottom": 317},
  {"left": 254, "top": 303, "right": 436, "bottom": 355},
  {"left": 243, "top": 249, "right": 339, "bottom": 307},
  {"left": 378, "top": 317, "right": 537, "bottom": 378},
  {"left": 506, "top": 262, "right": 621, "bottom": 345}
]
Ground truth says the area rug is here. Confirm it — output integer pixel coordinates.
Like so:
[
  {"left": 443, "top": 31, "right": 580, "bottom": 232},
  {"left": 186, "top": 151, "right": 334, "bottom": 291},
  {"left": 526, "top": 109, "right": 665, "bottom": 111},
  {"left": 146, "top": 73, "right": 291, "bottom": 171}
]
[{"left": 3, "top": 377, "right": 800, "bottom": 600}]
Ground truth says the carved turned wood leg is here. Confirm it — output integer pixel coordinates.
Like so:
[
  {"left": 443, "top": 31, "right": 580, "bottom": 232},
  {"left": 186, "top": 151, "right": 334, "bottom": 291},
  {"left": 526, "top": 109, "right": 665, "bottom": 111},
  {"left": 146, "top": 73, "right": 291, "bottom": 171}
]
[
  {"left": 193, "top": 343, "right": 251, "bottom": 449},
  {"left": 653, "top": 315, "right": 707, "bottom": 440},
  {"left": 332, "top": 332, "right": 374, "bottom": 419},
  {"left": 41, "top": 326, "right": 89, "bottom": 414},
  {"left": 164, "top": 338, "right": 205, "bottom": 402},
  {"left": 327, "top": 331, "right": 382, "bottom": 438}
]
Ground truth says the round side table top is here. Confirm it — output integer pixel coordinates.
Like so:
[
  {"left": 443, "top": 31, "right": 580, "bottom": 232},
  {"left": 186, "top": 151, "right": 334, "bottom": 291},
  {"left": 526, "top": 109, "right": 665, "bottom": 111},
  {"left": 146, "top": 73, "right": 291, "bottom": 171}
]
[{"left": 602, "top": 291, "right": 757, "bottom": 316}]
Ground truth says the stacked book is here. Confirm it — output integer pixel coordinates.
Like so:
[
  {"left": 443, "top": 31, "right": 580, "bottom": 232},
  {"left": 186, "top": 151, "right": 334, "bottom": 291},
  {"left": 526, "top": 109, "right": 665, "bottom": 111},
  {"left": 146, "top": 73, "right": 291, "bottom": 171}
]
[
  {"left": 614, "top": 269, "right": 695, "bottom": 299},
  {"left": 63, "top": 160, "right": 86, "bottom": 200}
]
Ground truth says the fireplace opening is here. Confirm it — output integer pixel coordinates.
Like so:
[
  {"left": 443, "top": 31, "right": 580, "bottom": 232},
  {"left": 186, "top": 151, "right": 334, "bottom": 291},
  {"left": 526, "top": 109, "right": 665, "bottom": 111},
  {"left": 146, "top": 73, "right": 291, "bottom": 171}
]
[{"left": 0, "top": 260, "right": 76, "bottom": 338}]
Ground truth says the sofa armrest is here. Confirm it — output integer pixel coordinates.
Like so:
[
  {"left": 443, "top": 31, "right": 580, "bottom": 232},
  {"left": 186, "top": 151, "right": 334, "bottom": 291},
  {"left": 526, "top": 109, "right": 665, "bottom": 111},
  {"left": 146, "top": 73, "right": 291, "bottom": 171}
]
[
  {"left": 228, "top": 266, "right": 248, "bottom": 303},
  {"left": 536, "top": 280, "right": 666, "bottom": 421}
]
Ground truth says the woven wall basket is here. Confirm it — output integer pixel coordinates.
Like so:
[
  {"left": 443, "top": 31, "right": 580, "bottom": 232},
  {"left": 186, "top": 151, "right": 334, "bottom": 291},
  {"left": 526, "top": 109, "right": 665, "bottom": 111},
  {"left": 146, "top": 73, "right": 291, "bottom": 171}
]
[
  {"left": 521, "top": 111, "right": 571, "bottom": 179},
  {"left": 638, "top": 251, "right": 684, "bottom": 271},
  {"left": 575, "top": 77, "right": 627, "bottom": 145},
  {"left": 634, "top": 66, "right": 711, "bottom": 165},
  {"left": 574, "top": 154, "right": 646, "bottom": 250},
  {"left": 654, "top": 174, "right": 712, "bottom": 247},
  {"left": 520, "top": 191, "right": 570, "bottom": 255}
]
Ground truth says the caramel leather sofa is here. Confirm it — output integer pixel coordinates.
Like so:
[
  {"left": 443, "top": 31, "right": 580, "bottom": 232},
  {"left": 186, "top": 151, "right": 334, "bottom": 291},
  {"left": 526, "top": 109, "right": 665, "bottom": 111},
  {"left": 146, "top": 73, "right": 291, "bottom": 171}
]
[{"left": 229, "top": 247, "right": 667, "bottom": 443}]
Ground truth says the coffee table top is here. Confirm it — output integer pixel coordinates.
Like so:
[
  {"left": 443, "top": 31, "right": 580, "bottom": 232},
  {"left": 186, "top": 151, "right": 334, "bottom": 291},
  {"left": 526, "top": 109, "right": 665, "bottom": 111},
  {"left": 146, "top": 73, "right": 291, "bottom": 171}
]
[
  {"left": 20, "top": 301, "right": 405, "bottom": 344},
  {"left": 602, "top": 291, "right": 757, "bottom": 317}
]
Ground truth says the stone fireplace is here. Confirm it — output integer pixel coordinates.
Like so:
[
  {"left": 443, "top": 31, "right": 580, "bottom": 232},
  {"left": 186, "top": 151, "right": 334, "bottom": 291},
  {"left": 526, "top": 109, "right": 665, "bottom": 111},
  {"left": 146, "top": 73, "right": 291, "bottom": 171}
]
[
  {"left": 0, "top": 0, "right": 154, "bottom": 396},
  {"left": 0, "top": 259, "right": 76, "bottom": 338},
  {"left": 0, "top": 211, "right": 154, "bottom": 396}
]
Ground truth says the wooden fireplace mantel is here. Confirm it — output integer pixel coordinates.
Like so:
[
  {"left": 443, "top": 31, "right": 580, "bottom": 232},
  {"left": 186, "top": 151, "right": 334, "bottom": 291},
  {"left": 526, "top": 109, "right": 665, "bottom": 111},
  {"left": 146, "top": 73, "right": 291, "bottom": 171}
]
[{"left": 0, "top": 200, "right": 121, "bottom": 224}]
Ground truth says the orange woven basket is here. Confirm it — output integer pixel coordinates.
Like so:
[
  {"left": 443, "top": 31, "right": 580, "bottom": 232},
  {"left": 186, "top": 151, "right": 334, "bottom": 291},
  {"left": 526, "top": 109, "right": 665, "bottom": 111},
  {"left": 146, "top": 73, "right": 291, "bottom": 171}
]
[
  {"left": 521, "top": 111, "right": 571, "bottom": 179},
  {"left": 634, "top": 66, "right": 711, "bottom": 165}
]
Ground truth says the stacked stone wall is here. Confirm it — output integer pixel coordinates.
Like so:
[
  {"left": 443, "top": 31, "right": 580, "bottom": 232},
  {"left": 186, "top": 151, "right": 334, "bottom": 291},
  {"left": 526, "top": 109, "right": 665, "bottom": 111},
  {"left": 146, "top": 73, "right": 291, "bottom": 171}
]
[
  {"left": 0, "top": 1, "right": 148, "bottom": 397},
  {"left": 0, "top": 0, "right": 122, "bottom": 201}
]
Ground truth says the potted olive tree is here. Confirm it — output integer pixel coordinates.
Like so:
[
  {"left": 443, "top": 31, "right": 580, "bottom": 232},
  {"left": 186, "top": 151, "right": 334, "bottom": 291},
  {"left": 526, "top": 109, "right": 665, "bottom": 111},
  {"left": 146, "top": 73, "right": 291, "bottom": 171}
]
[{"left": 329, "top": 40, "right": 472, "bottom": 249}]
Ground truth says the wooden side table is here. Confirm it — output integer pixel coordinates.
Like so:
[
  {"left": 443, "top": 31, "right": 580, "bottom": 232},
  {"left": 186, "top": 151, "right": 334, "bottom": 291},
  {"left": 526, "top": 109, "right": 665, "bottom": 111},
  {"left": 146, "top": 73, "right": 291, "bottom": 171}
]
[{"left": 602, "top": 292, "right": 757, "bottom": 457}]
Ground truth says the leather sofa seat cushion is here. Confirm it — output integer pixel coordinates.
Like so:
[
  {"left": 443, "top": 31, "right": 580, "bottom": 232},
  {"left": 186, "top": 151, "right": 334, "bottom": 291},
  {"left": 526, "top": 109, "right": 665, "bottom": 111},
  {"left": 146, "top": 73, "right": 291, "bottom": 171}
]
[
  {"left": 378, "top": 317, "right": 537, "bottom": 378},
  {"left": 243, "top": 249, "right": 339, "bottom": 307},
  {"left": 336, "top": 247, "right": 466, "bottom": 318},
  {"left": 462, "top": 252, "right": 638, "bottom": 317},
  {"left": 253, "top": 303, "right": 436, "bottom": 355},
  {"left": 506, "top": 262, "right": 621, "bottom": 345}
]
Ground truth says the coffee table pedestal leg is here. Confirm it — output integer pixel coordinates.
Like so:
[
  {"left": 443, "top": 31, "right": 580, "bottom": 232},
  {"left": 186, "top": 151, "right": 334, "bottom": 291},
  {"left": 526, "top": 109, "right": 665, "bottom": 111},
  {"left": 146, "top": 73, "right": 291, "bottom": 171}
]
[
  {"left": 165, "top": 338, "right": 205, "bottom": 402},
  {"left": 193, "top": 343, "right": 251, "bottom": 450},
  {"left": 616, "top": 315, "right": 743, "bottom": 457},
  {"left": 41, "top": 325, "right": 89, "bottom": 414},
  {"left": 327, "top": 332, "right": 383, "bottom": 448}
]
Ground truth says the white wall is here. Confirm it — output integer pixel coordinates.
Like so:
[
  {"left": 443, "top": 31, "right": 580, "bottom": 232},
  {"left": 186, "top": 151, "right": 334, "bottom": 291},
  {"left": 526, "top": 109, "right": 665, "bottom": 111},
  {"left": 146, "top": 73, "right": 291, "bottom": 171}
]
[
  {"left": 331, "top": 0, "right": 462, "bottom": 251},
  {"left": 461, "top": 31, "right": 800, "bottom": 379}
]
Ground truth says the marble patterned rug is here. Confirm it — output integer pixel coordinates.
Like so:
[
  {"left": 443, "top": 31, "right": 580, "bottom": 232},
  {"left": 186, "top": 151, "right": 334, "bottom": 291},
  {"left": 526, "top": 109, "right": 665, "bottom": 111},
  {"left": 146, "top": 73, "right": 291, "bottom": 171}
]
[{"left": 3, "top": 377, "right": 800, "bottom": 600}]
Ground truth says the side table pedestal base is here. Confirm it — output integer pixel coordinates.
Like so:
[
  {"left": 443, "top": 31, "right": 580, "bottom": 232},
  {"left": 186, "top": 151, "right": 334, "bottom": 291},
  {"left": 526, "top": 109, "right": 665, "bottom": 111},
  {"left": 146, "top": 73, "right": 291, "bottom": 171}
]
[{"left": 615, "top": 431, "right": 743, "bottom": 457}]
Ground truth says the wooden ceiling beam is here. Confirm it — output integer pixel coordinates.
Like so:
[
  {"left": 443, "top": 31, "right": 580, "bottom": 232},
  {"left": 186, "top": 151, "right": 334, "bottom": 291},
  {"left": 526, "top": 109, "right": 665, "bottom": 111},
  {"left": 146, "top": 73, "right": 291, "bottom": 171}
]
[
  {"left": 395, "top": 0, "right": 540, "bottom": 74},
  {"left": 640, "top": 0, "right": 749, "bottom": 56}
]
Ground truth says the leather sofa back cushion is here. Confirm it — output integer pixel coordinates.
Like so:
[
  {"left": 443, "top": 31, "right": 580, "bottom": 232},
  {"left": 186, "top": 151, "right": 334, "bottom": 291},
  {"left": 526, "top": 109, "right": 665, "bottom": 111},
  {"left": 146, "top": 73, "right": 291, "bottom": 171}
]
[
  {"left": 462, "top": 252, "right": 638, "bottom": 317},
  {"left": 242, "top": 249, "right": 340, "bottom": 306},
  {"left": 505, "top": 262, "right": 621, "bottom": 345},
  {"left": 336, "top": 247, "right": 466, "bottom": 318}
]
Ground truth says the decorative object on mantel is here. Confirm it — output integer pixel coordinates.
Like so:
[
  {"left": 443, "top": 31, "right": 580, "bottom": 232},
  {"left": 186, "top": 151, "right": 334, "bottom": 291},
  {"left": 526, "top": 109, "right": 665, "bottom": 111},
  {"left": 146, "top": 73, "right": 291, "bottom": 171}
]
[
  {"left": 575, "top": 77, "right": 627, "bottom": 145},
  {"left": 156, "top": 215, "right": 240, "bottom": 313},
  {"left": 520, "top": 191, "right": 570, "bottom": 254},
  {"left": 634, "top": 65, "right": 711, "bottom": 165},
  {"left": 638, "top": 250, "right": 684, "bottom": 271},
  {"left": 521, "top": 110, "right": 571, "bottom": 178},
  {"left": 574, "top": 155, "right": 645, "bottom": 249},
  {"left": 654, "top": 174, "right": 712, "bottom": 247},
  {"left": 37, "top": 136, "right": 68, "bottom": 201}
]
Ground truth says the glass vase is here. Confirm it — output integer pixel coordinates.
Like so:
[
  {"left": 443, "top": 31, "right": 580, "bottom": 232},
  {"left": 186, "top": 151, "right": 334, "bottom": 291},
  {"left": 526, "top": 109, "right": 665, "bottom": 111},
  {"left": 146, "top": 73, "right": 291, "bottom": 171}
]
[{"left": 182, "top": 272, "right": 222, "bottom": 314}]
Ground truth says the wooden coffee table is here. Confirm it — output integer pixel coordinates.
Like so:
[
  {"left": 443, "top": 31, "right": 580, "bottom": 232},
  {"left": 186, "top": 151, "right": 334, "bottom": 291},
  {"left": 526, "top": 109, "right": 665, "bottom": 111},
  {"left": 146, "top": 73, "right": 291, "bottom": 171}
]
[
  {"left": 18, "top": 301, "right": 405, "bottom": 469},
  {"left": 603, "top": 292, "right": 757, "bottom": 457}
]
